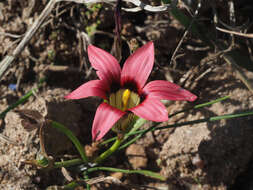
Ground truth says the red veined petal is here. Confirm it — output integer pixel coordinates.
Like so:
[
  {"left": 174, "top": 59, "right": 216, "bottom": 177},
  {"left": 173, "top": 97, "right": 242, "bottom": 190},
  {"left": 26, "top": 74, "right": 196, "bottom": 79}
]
[
  {"left": 92, "top": 103, "right": 126, "bottom": 141},
  {"left": 143, "top": 80, "right": 197, "bottom": 101},
  {"left": 88, "top": 45, "right": 121, "bottom": 87},
  {"left": 65, "top": 80, "right": 108, "bottom": 100},
  {"left": 121, "top": 42, "right": 154, "bottom": 90},
  {"left": 129, "top": 96, "right": 168, "bottom": 122}
]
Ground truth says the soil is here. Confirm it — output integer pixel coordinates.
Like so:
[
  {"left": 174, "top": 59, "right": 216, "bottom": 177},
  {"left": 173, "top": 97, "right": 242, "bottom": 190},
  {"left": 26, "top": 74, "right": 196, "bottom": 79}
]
[{"left": 1, "top": 0, "right": 253, "bottom": 189}]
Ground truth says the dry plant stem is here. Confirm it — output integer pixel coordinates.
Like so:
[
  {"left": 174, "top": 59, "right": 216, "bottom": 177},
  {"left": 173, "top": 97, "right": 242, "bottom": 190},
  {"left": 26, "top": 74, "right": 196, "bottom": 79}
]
[
  {"left": 170, "top": 0, "right": 201, "bottom": 66},
  {"left": 0, "top": 0, "right": 175, "bottom": 80},
  {"left": 61, "top": 167, "right": 74, "bottom": 181},
  {"left": 45, "top": 65, "right": 84, "bottom": 73},
  {"left": 85, "top": 176, "right": 122, "bottom": 185},
  {"left": 216, "top": 27, "right": 253, "bottom": 38},
  {"left": 0, "top": 133, "right": 19, "bottom": 145},
  {"left": 0, "top": 32, "right": 23, "bottom": 38},
  {"left": 0, "top": 0, "right": 56, "bottom": 80},
  {"left": 228, "top": 0, "right": 236, "bottom": 26},
  {"left": 228, "top": 0, "right": 235, "bottom": 45},
  {"left": 39, "top": 122, "right": 49, "bottom": 158}
]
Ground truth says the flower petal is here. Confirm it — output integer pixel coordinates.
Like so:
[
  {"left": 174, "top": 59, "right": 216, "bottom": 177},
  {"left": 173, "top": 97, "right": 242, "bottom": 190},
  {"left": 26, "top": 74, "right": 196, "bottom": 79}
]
[
  {"left": 88, "top": 45, "right": 121, "bottom": 86},
  {"left": 65, "top": 80, "right": 108, "bottom": 100},
  {"left": 121, "top": 42, "right": 154, "bottom": 90},
  {"left": 143, "top": 80, "right": 197, "bottom": 101},
  {"left": 129, "top": 96, "right": 168, "bottom": 122},
  {"left": 92, "top": 103, "right": 126, "bottom": 141}
]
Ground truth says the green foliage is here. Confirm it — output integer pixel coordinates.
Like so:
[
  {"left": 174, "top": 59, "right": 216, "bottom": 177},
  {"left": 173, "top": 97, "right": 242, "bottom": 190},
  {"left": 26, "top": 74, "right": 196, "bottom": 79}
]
[
  {"left": 47, "top": 49, "right": 55, "bottom": 61},
  {"left": 84, "top": 3, "right": 102, "bottom": 36},
  {"left": 85, "top": 21, "right": 100, "bottom": 36}
]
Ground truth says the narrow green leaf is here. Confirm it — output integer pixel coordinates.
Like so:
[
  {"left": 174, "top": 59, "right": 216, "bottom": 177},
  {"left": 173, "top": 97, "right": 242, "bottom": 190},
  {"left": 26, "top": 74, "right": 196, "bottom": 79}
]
[
  {"left": 87, "top": 166, "right": 166, "bottom": 181},
  {"left": 125, "top": 110, "right": 253, "bottom": 139},
  {"left": 121, "top": 96, "right": 230, "bottom": 149},
  {"left": 210, "top": 111, "right": 253, "bottom": 121},
  {"left": 194, "top": 96, "right": 230, "bottom": 108},
  {"left": 0, "top": 78, "right": 45, "bottom": 119},
  {"left": 50, "top": 121, "right": 88, "bottom": 162},
  {"left": 169, "top": 95, "right": 230, "bottom": 117}
]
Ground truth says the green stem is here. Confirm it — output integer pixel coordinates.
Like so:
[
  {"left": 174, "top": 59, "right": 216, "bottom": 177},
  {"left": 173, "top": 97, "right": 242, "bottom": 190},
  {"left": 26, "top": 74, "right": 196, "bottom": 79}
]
[
  {"left": 94, "top": 137, "right": 122, "bottom": 164},
  {"left": 50, "top": 120, "right": 88, "bottom": 163},
  {"left": 63, "top": 181, "right": 80, "bottom": 190},
  {"left": 99, "top": 118, "right": 146, "bottom": 146},
  {"left": 54, "top": 158, "right": 83, "bottom": 168},
  {"left": 84, "top": 174, "right": 91, "bottom": 190},
  {"left": 119, "top": 123, "right": 159, "bottom": 150}
]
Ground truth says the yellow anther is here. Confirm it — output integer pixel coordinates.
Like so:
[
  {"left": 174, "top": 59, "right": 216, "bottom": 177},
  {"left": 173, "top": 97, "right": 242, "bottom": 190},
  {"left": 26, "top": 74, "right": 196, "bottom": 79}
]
[{"left": 122, "top": 89, "right": 131, "bottom": 111}]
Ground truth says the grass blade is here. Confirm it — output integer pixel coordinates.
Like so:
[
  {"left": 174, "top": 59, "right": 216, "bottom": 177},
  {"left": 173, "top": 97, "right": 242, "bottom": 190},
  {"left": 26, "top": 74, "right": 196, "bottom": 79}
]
[
  {"left": 0, "top": 78, "right": 45, "bottom": 119},
  {"left": 50, "top": 120, "right": 88, "bottom": 163},
  {"left": 87, "top": 166, "right": 166, "bottom": 181}
]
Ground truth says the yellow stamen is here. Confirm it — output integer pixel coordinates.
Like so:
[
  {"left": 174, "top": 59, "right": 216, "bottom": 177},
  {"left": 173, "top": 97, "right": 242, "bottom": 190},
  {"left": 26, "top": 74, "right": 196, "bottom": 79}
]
[
  {"left": 110, "top": 89, "right": 140, "bottom": 133},
  {"left": 122, "top": 89, "right": 131, "bottom": 111}
]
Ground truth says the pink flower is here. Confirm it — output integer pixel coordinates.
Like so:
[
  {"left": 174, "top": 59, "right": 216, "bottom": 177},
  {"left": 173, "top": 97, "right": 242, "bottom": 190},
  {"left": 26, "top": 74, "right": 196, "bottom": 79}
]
[{"left": 65, "top": 42, "right": 197, "bottom": 141}]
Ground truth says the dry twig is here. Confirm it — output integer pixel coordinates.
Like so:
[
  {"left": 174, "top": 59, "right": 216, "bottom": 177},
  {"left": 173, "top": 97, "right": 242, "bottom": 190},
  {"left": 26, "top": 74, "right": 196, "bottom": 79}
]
[
  {"left": 0, "top": 133, "right": 19, "bottom": 145},
  {"left": 216, "top": 26, "right": 253, "bottom": 38},
  {"left": 170, "top": 0, "right": 201, "bottom": 66}
]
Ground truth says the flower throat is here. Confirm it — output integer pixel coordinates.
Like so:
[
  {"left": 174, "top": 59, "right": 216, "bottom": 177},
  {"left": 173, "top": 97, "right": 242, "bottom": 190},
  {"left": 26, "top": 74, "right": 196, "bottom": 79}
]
[
  {"left": 108, "top": 89, "right": 140, "bottom": 111},
  {"left": 108, "top": 89, "right": 140, "bottom": 133}
]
